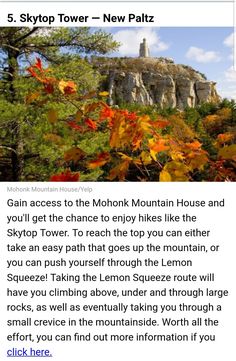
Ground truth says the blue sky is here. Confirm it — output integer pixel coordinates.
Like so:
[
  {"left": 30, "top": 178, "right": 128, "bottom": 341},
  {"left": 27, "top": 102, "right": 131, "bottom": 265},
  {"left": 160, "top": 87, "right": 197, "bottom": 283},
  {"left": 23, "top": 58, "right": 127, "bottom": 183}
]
[{"left": 104, "top": 27, "right": 235, "bottom": 100}]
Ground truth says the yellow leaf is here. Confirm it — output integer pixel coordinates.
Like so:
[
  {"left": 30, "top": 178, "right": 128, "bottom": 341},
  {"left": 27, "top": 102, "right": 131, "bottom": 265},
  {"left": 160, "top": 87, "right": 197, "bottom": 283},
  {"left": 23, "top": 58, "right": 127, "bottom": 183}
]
[
  {"left": 218, "top": 144, "right": 236, "bottom": 160},
  {"left": 135, "top": 151, "right": 152, "bottom": 166},
  {"left": 99, "top": 91, "right": 109, "bottom": 97},
  {"left": 109, "top": 114, "right": 125, "bottom": 148},
  {"left": 159, "top": 170, "right": 172, "bottom": 182},
  {"left": 169, "top": 150, "right": 185, "bottom": 162},
  {"left": 25, "top": 92, "right": 40, "bottom": 104},
  {"left": 117, "top": 152, "right": 133, "bottom": 161},
  {"left": 163, "top": 161, "right": 190, "bottom": 182},
  {"left": 139, "top": 115, "right": 151, "bottom": 132}
]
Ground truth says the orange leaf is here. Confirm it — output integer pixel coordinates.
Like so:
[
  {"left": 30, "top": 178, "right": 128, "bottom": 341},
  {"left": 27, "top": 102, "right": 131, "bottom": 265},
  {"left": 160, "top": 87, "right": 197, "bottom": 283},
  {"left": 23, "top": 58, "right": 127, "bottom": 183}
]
[
  {"left": 100, "top": 107, "right": 115, "bottom": 120},
  {"left": 85, "top": 118, "right": 97, "bottom": 130},
  {"left": 185, "top": 140, "right": 202, "bottom": 150},
  {"left": 132, "top": 131, "right": 143, "bottom": 150},
  {"left": 59, "top": 80, "right": 77, "bottom": 95},
  {"left": 152, "top": 119, "right": 170, "bottom": 129},
  {"left": 149, "top": 138, "right": 169, "bottom": 160},
  {"left": 217, "top": 133, "right": 234, "bottom": 145},
  {"left": 50, "top": 170, "right": 80, "bottom": 182},
  {"left": 27, "top": 67, "right": 44, "bottom": 82},
  {"left": 27, "top": 67, "right": 38, "bottom": 78},
  {"left": 107, "top": 160, "right": 130, "bottom": 181},
  {"left": 84, "top": 102, "right": 100, "bottom": 114},
  {"left": 87, "top": 152, "right": 110, "bottom": 169}
]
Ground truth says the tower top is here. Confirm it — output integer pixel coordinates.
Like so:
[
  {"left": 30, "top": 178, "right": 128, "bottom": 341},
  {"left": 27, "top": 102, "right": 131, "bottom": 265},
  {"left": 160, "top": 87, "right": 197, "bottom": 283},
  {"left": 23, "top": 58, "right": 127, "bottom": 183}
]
[{"left": 139, "top": 38, "right": 150, "bottom": 58}]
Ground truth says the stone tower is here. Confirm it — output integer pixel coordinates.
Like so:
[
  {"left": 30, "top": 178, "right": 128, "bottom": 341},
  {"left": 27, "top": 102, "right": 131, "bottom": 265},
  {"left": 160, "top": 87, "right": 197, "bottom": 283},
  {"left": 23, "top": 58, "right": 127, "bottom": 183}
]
[{"left": 139, "top": 38, "right": 150, "bottom": 58}]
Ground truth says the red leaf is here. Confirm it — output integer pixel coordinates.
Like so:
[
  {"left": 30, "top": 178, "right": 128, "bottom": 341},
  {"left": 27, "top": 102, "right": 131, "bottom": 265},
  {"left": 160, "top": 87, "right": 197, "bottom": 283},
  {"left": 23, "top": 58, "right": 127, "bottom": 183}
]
[
  {"left": 27, "top": 66, "right": 46, "bottom": 83},
  {"left": 35, "top": 58, "right": 43, "bottom": 71},
  {"left": 44, "top": 83, "right": 54, "bottom": 94},
  {"left": 100, "top": 107, "right": 115, "bottom": 120},
  {"left": 85, "top": 118, "right": 97, "bottom": 130},
  {"left": 127, "top": 112, "right": 138, "bottom": 122},
  {"left": 50, "top": 170, "right": 80, "bottom": 182},
  {"left": 68, "top": 121, "right": 82, "bottom": 131},
  {"left": 27, "top": 67, "right": 38, "bottom": 78}
]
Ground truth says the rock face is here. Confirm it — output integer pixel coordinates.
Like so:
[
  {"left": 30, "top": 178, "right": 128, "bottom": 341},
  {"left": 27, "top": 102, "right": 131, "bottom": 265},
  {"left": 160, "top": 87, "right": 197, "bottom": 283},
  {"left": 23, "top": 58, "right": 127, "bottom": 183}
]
[{"left": 95, "top": 57, "right": 221, "bottom": 109}]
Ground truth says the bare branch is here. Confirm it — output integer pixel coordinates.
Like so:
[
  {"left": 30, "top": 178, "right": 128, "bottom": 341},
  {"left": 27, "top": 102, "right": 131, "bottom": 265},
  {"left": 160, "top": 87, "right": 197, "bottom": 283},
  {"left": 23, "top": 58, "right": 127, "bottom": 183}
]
[
  {"left": 2, "top": 44, "right": 20, "bottom": 52},
  {"left": 14, "top": 28, "right": 40, "bottom": 44},
  {"left": 0, "top": 145, "right": 17, "bottom": 154}
]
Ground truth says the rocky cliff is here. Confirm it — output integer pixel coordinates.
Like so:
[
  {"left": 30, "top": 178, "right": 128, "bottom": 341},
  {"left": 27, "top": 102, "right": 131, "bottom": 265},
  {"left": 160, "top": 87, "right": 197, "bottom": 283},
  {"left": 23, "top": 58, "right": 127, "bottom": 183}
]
[{"left": 93, "top": 57, "right": 221, "bottom": 109}]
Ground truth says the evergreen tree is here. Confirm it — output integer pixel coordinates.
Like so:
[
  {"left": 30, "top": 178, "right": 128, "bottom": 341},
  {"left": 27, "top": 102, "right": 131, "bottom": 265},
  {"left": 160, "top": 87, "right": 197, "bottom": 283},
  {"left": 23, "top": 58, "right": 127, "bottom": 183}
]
[{"left": 0, "top": 27, "right": 118, "bottom": 180}]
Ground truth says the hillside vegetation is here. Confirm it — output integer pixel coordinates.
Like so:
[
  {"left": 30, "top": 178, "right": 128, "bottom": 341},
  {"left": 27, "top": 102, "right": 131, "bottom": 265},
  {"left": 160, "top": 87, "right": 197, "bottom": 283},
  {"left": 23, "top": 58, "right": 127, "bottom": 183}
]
[{"left": 1, "top": 58, "right": 235, "bottom": 182}]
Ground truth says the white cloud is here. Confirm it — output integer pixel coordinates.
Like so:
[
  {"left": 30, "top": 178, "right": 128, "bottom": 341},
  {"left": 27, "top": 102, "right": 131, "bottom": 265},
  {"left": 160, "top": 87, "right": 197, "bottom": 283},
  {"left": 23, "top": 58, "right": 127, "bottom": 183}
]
[
  {"left": 185, "top": 46, "right": 221, "bottom": 63},
  {"left": 224, "top": 66, "right": 236, "bottom": 82},
  {"left": 224, "top": 33, "right": 234, "bottom": 48},
  {"left": 113, "top": 28, "right": 169, "bottom": 56},
  {"left": 217, "top": 82, "right": 236, "bottom": 100},
  {"left": 223, "top": 33, "right": 234, "bottom": 61},
  {"left": 216, "top": 67, "right": 236, "bottom": 100}
]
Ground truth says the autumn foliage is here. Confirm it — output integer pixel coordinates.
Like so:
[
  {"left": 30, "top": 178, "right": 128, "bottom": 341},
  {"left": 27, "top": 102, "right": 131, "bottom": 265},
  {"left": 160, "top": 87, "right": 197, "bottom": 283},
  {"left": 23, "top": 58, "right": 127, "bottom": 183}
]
[{"left": 26, "top": 59, "right": 236, "bottom": 182}]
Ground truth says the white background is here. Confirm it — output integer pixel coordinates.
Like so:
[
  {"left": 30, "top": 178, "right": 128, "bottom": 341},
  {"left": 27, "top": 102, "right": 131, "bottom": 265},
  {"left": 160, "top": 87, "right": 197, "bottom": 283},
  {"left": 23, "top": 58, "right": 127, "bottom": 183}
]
[
  {"left": 0, "top": 0, "right": 233, "bottom": 3},
  {"left": 0, "top": 183, "right": 235, "bottom": 361},
  {"left": 0, "top": 2, "right": 233, "bottom": 26}
]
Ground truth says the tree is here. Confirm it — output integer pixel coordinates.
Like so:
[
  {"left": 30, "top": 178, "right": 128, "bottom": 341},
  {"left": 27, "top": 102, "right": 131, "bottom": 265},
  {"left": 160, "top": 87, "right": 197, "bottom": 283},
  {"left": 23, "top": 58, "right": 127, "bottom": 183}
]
[{"left": 0, "top": 27, "right": 118, "bottom": 180}]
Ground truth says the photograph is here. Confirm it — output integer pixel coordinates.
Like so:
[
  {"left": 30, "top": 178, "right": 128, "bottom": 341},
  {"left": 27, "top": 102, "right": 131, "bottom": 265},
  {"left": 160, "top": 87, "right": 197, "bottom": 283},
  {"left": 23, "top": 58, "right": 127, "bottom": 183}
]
[{"left": 0, "top": 27, "right": 235, "bottom": 182}]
